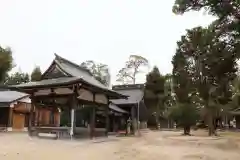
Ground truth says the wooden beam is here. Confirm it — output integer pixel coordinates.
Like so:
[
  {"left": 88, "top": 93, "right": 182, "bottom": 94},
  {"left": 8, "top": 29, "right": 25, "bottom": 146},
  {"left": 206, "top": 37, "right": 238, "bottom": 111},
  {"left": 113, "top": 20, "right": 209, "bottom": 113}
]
[
  {"left": 33, "top": 93, "right": 74, "bottom": 99},
  {"left": 78, "top": 99, "right": 107, "bottom": 106},
  {"left": 34, "top": 103, "right": 64, "bottom": 109}
]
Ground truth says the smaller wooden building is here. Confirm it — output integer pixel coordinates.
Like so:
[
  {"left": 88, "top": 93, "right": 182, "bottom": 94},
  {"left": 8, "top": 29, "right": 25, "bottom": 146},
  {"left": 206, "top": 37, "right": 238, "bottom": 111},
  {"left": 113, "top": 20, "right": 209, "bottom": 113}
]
[
  {"left": 0, "top": 90, "right": 30, "bottom": 131},
  {"left": 111, "top": 84, "right": 148, "bottom": 134},
  {"left": 0, "top": 90, "right": 60, "bottom": 132}
]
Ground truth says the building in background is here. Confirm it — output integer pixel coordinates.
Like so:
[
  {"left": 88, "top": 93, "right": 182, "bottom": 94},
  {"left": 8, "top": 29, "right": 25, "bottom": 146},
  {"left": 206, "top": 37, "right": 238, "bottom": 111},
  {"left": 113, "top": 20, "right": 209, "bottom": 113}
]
[{"left": 111, "top": 84, "right": 148, "bottom": 134}]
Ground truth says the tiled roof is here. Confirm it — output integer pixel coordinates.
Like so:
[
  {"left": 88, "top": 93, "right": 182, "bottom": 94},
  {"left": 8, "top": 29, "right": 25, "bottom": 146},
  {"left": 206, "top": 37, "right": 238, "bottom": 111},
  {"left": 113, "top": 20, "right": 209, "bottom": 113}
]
[
  {"left": 111, "top": 88, "right": 144, "bottom": 105},
  {"left": 111, "top": 85, "right": 148, "bottom": 121},
  {"left": 53, "top": 54, "right": 127, "bottom": 98},
  {"left": 54, "top": 54, "right": 109, "bottom": 90},
  {"left": 0, "top": 91, "right": 28, "bottom": 103}
]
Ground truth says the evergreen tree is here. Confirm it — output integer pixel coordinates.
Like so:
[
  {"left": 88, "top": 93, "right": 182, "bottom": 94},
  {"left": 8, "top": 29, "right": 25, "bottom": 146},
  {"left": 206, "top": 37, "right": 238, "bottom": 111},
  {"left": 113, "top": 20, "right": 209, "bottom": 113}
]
[
  {"left": 144, "top": 66, "right": 166, "bottom": 129},
  {"left": 172, "top": 26, "right": 237, "bottom": 136},
  {"left": 171, "top": 43, "right": 199, "bottom": 135},
  {"left": 4, "top": 71, "right": 30, "bottom": 85},
  {"left": 0, "top": 46, "right": 14, "bottom": 83},
  {"left": 31, "top": 66, "right": 42, "bottom": 81},
  {"left": 172, "top": 0, "right": 240, "bottom": 58}
]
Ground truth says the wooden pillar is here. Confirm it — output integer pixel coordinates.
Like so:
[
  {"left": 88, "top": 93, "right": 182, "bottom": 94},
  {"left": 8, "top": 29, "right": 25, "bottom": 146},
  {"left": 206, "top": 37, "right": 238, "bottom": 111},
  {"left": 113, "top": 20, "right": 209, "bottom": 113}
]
[
  {"left": 225, "top": 115, "right": 229, "bottom": 129},
  {"left": 73, "top": 106, "right": 77, "bottom": 135},
  {"left": 37, "top": 108, "right": 40, "bottom": 126},
  {"left": 90, "top": 106, "right": 96, "bottom": 139},
  {"left": 236, "top": 116, "right": 240, "bottom": 129},
  {"left": 168, "top": 119, "right": 170, "bottom": 128},
  {"left": 105, "top": 102, "right": 109, "bottom": 136},
  {"left": 28, "top": 97, "right": 35, "bottom": 136},
  {"left": 70, "top": 96, "right": 77, "bottom": 139},
  {"left": 70, "top": 108, "right": 75, "bottom": 138},
  {"left": 8, "top": 107, "right": 13, "bottom": 128},
  {"left": 54, "top": 108, "right": 61, "bottom": 127},
  {"left": 131, "top": 106, "right": 137, "bottom": 134},
  {"left": 112, "top": 115, "right": 115, "bottom": 132},
  {"left": 90, "top": 93, "right": 96, "bottom": 139}
]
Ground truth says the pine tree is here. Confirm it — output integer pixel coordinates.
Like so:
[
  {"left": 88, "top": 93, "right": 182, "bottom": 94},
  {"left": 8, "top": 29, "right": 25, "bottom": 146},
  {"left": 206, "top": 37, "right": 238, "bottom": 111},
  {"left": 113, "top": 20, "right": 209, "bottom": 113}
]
[
  {"left": 144, "top": 66, "right": 166, "bottom": 129},
  {"left": 31, "top": 66, "right": 42, "bottom": 81}
]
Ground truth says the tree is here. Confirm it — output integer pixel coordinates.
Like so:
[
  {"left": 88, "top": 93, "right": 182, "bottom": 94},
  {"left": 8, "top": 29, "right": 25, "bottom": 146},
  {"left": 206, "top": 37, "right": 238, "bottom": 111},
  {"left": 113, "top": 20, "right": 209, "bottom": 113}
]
[
  {"left": 164, "top": 74, "right": 174, "bottom": 98},
  {"left": 172, "top": 0, "right": 239, "bottom": 135},
  {"left": 169, "top": 103, "right": 199, "bottom": 135},
  {"left": 172, "top": 0, "right": 239, "bottom": 19},
  {"left": 117, "top": 55, "right": 149, "bottom": 84},
  {"left": 170, "top": 44, "right": 199, "bottom": 135},
  {"left": 4, "top": 71, "right": 30, "bottom": 85},
  {"left": 80, "top": 60, "right": 111, "bottom": 87},
  {"left": 172, "top": 0, "right": 240, "bottom": 58},
  {"left": 0, "top": 46, "right": 14, "bottom": 83},
  {"left": 173, "top": 26, "right": 237, "bottom": 136},
  {"left": 31, "top": 66, "right": 42, "bottom": 81},
  {"left": 144, "top": 66, "right": 166, "bottom": 129}
]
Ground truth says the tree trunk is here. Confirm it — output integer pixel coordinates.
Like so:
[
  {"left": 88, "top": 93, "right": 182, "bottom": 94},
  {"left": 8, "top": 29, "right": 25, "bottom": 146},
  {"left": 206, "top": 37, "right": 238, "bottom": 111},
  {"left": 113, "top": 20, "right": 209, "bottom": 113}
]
[
  {"left": 155, "top": 115, "right": 160, "bottom": 130},
  {"left": 183, "top": 126, "right": 191, "bottom": 135},
  {"left": 156, "top": 98, "right": 161, "bottom": 130},
  {"left": 208, "top": 113, "right": 217, "bottom": 136},
  {"left": 208, "top": 114, "right": 213, "bottom": 136}
]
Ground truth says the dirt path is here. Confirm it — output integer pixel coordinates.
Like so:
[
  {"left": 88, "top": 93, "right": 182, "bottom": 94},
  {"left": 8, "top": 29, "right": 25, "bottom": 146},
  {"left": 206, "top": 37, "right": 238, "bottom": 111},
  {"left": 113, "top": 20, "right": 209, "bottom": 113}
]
[{"left": 0, "top": 131, "right": 240, "bottom": 160}]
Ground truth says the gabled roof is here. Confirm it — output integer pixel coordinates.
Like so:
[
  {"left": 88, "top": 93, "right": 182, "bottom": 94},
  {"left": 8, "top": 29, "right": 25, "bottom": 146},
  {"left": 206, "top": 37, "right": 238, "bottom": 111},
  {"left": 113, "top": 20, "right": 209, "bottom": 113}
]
[
  {"left": 111, "top": 84, "right": 144, "bottom": 105},
  {"left": 10, "top": 54, "right": 128, "bottom": 99},
  {"left": 0, "top": 91, "right": 29, "bottom": 103},
  {"left": 42, "top": 54, "right": 112, "bottom": 91}
]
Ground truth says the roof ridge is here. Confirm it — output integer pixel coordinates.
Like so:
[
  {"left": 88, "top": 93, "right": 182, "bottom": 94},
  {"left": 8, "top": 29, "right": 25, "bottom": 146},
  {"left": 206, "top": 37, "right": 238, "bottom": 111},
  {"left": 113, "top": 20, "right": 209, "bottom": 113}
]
[{"left": 54, "top": 53, "right": 93, "bottom": 76}]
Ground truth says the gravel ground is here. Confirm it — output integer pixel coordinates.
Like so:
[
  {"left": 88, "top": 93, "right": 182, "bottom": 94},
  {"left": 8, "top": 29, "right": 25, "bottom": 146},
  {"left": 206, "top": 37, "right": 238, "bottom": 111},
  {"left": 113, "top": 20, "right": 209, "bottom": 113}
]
[{"left": 0, "top": 130, "right": 240, "bottom": 160}]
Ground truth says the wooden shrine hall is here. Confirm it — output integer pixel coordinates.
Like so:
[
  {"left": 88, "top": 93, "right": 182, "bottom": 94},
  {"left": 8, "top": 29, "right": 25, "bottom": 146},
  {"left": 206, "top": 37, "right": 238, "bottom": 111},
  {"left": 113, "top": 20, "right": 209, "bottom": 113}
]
[{"left": 9, "top": 54, "right": 127, "bottom": 139}]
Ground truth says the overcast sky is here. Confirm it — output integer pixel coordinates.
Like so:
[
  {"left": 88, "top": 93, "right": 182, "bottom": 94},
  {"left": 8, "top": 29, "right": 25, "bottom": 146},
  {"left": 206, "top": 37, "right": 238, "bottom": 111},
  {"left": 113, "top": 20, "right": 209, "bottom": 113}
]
[{"left": 0, "top": 0, "right": 216, "bottom": 84}]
